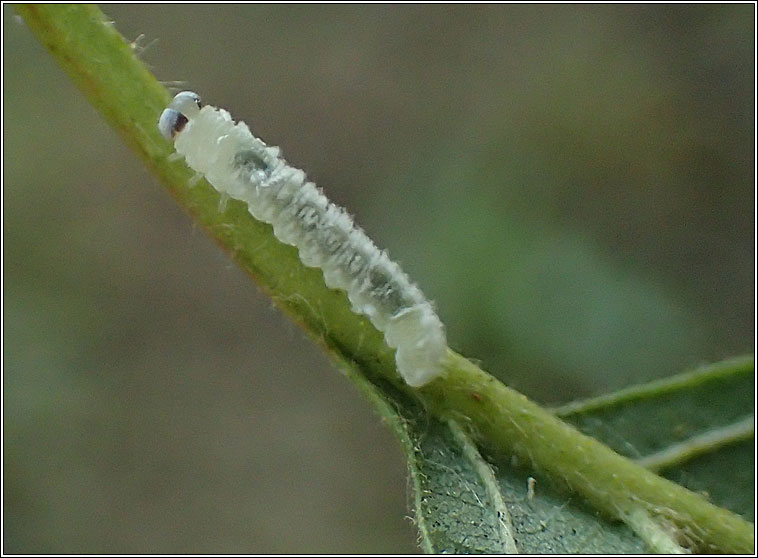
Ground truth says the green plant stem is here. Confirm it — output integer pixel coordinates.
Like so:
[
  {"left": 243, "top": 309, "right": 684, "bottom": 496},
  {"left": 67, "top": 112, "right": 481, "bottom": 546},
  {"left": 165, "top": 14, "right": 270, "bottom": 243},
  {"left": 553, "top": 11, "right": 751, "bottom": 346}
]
[
  {"left": 420, "top": 352, "right": 754, "bottom": 553},
  {"left": 17, "top": 4, "right": 754, "bottom": 554}
]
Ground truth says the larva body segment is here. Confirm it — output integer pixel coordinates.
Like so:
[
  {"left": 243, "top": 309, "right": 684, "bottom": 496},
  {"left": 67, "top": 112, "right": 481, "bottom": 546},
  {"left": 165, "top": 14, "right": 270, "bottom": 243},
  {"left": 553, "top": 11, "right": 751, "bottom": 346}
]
[{"left": 162, "top": 93, "right": 447, "bottom": 387}]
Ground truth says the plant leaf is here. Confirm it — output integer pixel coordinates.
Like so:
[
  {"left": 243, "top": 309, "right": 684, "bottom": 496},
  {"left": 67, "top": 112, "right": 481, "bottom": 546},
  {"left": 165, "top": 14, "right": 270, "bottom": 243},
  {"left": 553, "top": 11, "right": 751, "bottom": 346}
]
[
  {"left": 352, "top": 373, "right": 649, "bottom": 553},
  {"left": 556, "top": 356, "right": 754, "bottom": 521},
  {"left": 355, "top": 358, "right": 753, "bottom": 553}
]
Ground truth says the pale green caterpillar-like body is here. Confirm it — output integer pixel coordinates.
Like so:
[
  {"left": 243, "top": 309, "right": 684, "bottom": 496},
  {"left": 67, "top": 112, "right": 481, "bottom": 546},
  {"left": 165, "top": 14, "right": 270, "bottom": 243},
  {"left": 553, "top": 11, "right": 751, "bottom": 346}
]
[{"left": 159, "top": 92, "right": 447, "bottom": 387}]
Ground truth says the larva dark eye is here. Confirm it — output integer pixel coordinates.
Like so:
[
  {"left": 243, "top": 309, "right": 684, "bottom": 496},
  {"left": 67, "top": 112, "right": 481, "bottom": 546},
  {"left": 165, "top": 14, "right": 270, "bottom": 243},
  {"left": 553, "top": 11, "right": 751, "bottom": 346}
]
[
  {"left": 168, "top": 90, "right": 202, "bottom": 116},
  {"left": 158, "top": 108, "right": 188, "bottom": 141}
]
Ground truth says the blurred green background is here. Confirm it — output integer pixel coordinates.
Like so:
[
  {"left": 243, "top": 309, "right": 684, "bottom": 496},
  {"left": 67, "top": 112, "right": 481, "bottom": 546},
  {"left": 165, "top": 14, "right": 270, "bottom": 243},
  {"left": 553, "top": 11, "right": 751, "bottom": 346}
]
[{"left": 3, "top": 4, "right": 753, "bottom": 553}]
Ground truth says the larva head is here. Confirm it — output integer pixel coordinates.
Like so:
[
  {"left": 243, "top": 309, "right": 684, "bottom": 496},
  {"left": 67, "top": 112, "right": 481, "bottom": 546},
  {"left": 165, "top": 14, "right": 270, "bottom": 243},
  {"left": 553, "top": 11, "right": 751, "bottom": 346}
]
[
  {"left": 158, "top": 91, "right": 203, "bottom": 141},
  {"left": 169, "top": 91, "right": 202, "bottom": 116}
]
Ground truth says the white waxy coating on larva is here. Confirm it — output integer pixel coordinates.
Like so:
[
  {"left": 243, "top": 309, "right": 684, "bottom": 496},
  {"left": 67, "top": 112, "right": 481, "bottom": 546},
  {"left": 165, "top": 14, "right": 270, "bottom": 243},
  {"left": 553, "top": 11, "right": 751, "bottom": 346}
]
[{"left": 160, "top": 91, "right": 447, "bottom": 387}]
